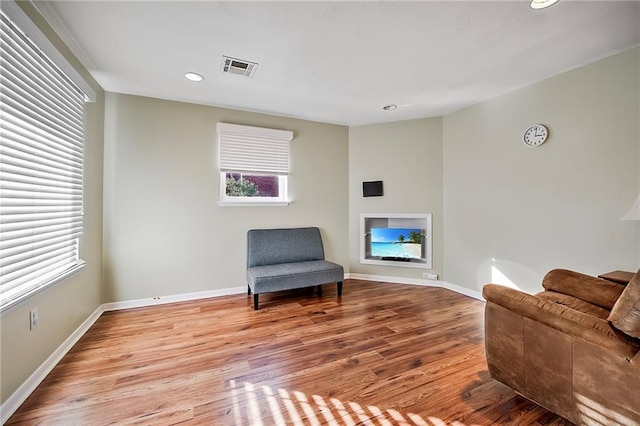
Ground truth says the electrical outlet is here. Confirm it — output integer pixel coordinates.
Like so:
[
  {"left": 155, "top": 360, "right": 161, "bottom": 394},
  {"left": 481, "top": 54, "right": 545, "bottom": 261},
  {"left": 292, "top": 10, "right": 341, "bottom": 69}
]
[
  {"left": 422, "top": 272, "right": 438, "bottom": 280},
  {"left": 29, "top": 308, "right": 38, "bottom": 330}
]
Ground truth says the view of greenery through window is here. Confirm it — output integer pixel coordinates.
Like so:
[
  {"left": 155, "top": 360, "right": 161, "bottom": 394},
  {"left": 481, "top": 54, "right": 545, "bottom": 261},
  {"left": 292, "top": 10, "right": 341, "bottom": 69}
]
[{"left": 225, "top": 173, "right": 279, "bottom": 197}]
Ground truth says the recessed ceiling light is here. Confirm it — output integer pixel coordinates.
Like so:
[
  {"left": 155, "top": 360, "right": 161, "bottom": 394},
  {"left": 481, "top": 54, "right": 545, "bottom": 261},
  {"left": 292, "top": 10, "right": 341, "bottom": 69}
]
[
  {"left": 184, "top": 72, "right": 204, "bottom": 82},
  {"left": 383, "top": 104, "right": 397, "bottom": 111},
  {"left": 530, "top": 0, "right": 559, "bottom": 9}
]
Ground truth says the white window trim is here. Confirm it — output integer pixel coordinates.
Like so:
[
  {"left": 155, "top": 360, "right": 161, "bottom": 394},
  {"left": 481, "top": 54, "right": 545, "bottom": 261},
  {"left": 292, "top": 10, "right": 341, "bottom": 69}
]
[
  {"left": 218, "top": 201, "right": 291, "bottom": 207},
  {"left": 0, "top": 261, "right": 85, "bottom": 313}
]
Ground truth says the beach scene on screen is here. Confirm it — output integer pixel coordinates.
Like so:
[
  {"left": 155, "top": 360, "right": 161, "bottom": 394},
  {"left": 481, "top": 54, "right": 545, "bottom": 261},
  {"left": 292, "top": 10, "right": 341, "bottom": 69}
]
[{"left": 371, "top": 227, "right": 422, "bottom": 259}]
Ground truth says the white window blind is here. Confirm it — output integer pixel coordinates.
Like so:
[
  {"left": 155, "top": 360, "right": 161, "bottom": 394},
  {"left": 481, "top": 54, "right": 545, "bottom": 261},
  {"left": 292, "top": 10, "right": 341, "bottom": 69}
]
[
  {"left": 0, "top": 10, "right": 86, "bottom": 310},
  {"left": 217, "top": 122, "right": 293, "bottom": 175}
]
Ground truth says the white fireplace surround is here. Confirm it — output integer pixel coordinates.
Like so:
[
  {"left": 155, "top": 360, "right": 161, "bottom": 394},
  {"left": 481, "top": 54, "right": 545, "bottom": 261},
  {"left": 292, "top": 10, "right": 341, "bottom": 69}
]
[{"left": 360, "top": 213, "right": 432, "bottom": 269}]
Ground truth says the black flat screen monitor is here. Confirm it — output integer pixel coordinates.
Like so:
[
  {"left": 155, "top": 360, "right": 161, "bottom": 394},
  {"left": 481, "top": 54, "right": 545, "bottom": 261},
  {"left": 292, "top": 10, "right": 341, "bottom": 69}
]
[{"left": 363, "top": 180, "right": 383, "bottom": 197}]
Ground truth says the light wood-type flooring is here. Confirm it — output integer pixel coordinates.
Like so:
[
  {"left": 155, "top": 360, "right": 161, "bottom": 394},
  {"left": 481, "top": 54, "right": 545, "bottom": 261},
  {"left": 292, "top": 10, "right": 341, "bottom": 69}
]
[{"left": 7, "top": 279, "right": 572, "bottom": 425}]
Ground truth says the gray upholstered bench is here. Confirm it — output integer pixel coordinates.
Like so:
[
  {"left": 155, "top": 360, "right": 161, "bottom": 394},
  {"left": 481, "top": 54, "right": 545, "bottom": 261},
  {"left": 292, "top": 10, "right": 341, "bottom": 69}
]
[{"left": 246, "top": 227, "right": 344, "bottom": 310}]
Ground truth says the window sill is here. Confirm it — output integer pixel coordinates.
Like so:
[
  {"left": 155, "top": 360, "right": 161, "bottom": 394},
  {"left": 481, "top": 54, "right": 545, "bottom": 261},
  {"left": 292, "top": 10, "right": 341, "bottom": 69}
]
[
  {"left": 0, "top": 260, "right": 86, "bottom": 313},
  {"left": 218, "top": 200, "right": 291, "bottom": 207}
]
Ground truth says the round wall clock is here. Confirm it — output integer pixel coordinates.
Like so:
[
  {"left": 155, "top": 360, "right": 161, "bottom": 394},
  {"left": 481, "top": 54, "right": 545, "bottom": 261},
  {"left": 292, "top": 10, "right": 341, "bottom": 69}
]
[{"left": 523, "top": 124, "right": 549, "bottom": 147}]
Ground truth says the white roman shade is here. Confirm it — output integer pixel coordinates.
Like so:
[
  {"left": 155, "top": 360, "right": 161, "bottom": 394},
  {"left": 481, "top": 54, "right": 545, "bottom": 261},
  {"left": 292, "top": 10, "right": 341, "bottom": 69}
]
[
  {"left": 0, "top": 9, "right": 86, "bottom": 310},
  {"left": 218, "top": 122, "right": 293, "bottom": 176}
]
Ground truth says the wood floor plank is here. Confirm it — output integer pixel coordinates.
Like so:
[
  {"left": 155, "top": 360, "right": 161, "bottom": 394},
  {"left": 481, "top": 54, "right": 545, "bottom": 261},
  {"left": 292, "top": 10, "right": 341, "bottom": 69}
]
[{"left": 6, "top": 280, "right": 573, "bottom": 425}]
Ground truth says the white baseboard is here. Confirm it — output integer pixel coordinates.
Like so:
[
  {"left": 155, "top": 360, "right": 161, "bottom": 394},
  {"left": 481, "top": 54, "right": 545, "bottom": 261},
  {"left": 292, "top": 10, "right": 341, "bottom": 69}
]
[
  {"left": 1, "top": 277, "right": 481, "bottom": 423},
  {"left": 346, "top": 273, "right": 484, "bottom": 301},
  {"left": 101, "top": 286, "right": 247, "bottom": 312},
  {"left": 1, "top": 305, "right": 104, "bottom": 424}
]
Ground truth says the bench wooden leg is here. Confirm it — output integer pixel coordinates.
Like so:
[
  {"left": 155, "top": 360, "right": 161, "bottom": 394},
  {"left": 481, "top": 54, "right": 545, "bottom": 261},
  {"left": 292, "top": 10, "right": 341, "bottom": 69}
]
[
  {"left": 253, "top": 294, "right": 259, "bottom": 310},
  {"left": 337, "top": 281, "right": 343, "bottom": 297},
  {"left": 317, "top": 285, "right": 323, "bottom": 297}
]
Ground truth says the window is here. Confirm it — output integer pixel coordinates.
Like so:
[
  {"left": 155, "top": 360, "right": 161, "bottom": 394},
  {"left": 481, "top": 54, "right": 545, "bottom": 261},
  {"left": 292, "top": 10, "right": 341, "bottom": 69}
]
[
  {"left": 217, "top": 122, "right": 293, "bottom": 205},
  {"left": 0, "top": 3, "right": 94, "bottom": 311}
]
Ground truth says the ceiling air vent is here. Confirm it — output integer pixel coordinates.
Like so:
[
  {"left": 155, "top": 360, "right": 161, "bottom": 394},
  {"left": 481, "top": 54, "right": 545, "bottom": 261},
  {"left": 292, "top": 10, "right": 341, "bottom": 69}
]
[{"left": 221, "top": 56, "right": 258, "bottom": 78}]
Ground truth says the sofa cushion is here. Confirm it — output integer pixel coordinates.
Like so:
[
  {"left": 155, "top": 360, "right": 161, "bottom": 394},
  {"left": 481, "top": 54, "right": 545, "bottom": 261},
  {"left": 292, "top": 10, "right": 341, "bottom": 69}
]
[
  {"left": 247, "top": 260, "right": 344, "bottom": 294},
  {"left": 608, "top": 269, "right": 640, "bottom": 339},
  {"left": 536, "top": 291, "right": 611, "bottom": 320}
]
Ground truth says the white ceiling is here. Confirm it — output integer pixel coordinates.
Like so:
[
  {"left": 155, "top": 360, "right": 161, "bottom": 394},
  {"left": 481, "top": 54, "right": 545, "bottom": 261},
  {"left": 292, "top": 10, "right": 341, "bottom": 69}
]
[{"left": 35, "top": 1, "right": 640, "bottom": 126}]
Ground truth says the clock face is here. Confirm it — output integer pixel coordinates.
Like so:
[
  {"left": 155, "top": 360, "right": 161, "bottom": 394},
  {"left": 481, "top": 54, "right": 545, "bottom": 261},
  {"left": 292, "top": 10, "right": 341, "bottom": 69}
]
[{"left": 523, "top": 124, "right": 548, "bottom": 147}]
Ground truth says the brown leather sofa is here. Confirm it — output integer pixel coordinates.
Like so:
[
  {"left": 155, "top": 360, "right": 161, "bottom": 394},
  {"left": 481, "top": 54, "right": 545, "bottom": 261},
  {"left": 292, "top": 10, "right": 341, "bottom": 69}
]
[{"left": 483, "top": 269, "right": 640, "bottom": 425}]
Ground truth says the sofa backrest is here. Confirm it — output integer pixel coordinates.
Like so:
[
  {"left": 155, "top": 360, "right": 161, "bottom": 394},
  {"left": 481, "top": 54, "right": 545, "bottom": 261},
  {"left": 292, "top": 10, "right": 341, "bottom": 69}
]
[{"left": 247, "top": 227, "right": 325, "bottom": 267}]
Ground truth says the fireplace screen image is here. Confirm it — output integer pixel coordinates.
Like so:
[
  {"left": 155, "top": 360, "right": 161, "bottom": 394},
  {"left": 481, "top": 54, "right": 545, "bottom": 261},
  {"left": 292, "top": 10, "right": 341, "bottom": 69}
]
[{"left": 370, "top": 227, "right": 422, "bottom": 260}]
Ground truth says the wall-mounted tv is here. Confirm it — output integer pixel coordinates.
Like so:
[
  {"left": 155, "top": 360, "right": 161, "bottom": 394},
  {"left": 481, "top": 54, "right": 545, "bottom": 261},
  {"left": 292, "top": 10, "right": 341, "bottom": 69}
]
[{"left": 371, "top": 227, "right": 422, "bottom": 260}]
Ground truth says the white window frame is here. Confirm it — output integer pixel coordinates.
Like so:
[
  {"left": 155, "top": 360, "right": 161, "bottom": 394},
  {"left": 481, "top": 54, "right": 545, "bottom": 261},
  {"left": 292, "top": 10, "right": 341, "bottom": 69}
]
[
  {"left": 0, "top": 1, "right": 93, "bottom": 312},
  {"left": 217, "top": 122, "right": 293, "bottom": 206}
]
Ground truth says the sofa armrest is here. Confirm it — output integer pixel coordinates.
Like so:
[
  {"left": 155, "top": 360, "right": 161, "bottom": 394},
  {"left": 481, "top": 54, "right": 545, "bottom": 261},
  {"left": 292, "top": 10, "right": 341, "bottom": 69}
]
[
  {"left": 542, "top": 269, "right": 625, "bottom": 310},
  {"left": 483, "top": 284, "right": 639, "bottom": 359}
]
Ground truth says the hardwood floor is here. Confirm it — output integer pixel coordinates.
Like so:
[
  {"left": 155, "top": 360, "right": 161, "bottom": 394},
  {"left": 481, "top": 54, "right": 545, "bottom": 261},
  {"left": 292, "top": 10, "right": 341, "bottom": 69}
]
[{"left": 7, "top": 280, "right": 572, "bottom": 425}]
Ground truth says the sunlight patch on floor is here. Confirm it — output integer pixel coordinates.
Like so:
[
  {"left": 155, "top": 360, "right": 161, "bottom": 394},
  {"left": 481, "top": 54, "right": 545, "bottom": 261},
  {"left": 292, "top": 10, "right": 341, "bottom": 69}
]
[{"left": 229, "top": 380, "right": 478, "bottom": 425}]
